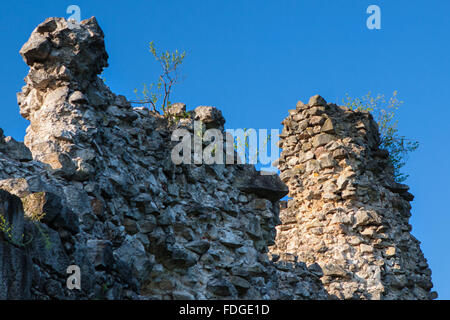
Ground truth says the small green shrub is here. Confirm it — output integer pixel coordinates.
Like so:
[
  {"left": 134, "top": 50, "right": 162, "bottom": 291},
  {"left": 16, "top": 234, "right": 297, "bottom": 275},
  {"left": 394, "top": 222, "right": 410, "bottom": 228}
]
[
  {"left": 343, "top": 91, "right": 419, "bottom": 183},
  {"left": 133, "top": 42, "right": 186, "bottom": 116}
]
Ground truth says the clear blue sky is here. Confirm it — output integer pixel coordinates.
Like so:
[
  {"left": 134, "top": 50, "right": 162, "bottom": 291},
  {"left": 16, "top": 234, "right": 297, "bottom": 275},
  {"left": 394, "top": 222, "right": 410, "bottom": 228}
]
[{"left": 0, "top": 0, "right": 449, "bottom": 299}]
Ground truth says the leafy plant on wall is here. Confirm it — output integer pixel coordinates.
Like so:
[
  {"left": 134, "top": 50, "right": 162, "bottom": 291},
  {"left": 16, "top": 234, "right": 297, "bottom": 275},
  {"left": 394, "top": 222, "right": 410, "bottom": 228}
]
[
  {"left": 132, "top": 42, "right": 186, "bottom": 116},
  {"left": 343, "top": 91, "right": 419, "bottom": 183}
]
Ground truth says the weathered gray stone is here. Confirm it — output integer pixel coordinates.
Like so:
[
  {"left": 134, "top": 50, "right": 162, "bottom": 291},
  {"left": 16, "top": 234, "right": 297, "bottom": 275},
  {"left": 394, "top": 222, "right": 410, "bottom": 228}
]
[
  {"left": 185, "top": 240, "right": 210, "bottom": 255},
  {"left": 168, "top": 103, "right": 186, "bottom": 116},
  {"left": 312, "top": 133, "right": 335, "bottom": 148},
  {"left": 69, "top": 91, "right": 88, "bottom": 105},
  {"left": 308, "top": 95, "right": 327, "bottom": 106},
  {"left": 321, "top": 118, "right": 335, "bottom": 133},
  {"left": 322, "top": 264, "right": 348, "bottom": 278},
  {"left": 1, "top": 15, "right": 431, "bottom": 302},
  {"left": 236, "top": 169, "right": 289, "bottom": 202},
  {"left": 271, "top": 96, "right": 435, "bottom": 300},
  {"left": 207, "top": 278, "right": 235, "bottom": 297},
  {"left": 194, "top": 106, "right": 225, "bottom": 129},
  {"left": 86, "top": 239, "right": 114, "bottom": 270}
]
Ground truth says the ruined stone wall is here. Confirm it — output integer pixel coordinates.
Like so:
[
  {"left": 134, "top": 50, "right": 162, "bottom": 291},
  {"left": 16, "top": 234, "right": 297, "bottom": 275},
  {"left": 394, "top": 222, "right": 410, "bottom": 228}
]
[
  {"left": 0, "top": 16, "right": 436, "bottom": 300},
  {"left": 0, "top": 17, "right": 328, "bottom": 300},
  {"left": 270, "top": 95, "right": 436, "bottom": 299}
]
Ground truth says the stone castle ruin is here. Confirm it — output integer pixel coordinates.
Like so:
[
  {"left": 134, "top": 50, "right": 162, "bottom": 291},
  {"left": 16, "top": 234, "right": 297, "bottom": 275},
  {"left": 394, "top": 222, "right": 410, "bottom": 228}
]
[
  {"left": 0, "top": 17, "right": 436, "bottom": 300},
  {"left": 269, "top": 96, "right": 435, "bottom": 299}
]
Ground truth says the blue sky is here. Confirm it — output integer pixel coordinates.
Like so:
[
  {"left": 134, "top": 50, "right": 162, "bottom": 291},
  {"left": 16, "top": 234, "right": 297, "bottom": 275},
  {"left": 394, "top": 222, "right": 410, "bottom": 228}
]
[{"left": 0, "top": 0, "right": 449, "bottom": 299}]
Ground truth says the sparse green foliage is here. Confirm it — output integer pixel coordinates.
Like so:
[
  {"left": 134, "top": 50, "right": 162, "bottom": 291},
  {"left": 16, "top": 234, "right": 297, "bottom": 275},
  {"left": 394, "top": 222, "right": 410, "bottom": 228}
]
[
  {"left": 99, "top": 71, "right": 106, "bottom": 83},
  {"left": 0, "top": 211, "right": 33, "bottom": 247},
  {"left": 343, "top": 91, "right": 419, "bottom": 183},
  {"left": 171, "top": 111, "right": 191, "bottom": 125},
  {"left": 1, "top": 194, "right": 52, "bottom": 249},
  {"left": 34, "top": 221, "right": 52, "bottom": 250},
  {"left": 133, "top": 41, "right": 186, "bottom": 116},
  {"left": 0, "top": 213, "right": 13, "bottom": 241}
]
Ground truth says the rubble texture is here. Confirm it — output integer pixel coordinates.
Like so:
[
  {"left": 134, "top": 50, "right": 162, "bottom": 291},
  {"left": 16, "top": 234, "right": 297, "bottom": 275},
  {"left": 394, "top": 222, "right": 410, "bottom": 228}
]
[
  {"left": 270, "top": 95, "right": 436, "bottom": 299},
  {"left": 0, "top": 17, "right": 434, "bottom": 300},
  {"left": 0, "top": 17, "right": 328, "bottom": 300}
]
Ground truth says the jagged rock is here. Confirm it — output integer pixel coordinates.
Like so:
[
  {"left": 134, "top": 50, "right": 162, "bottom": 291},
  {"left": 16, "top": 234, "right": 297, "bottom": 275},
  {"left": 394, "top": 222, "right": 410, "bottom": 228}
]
[
  {"left": 168, "top": 103, "right": 186, "bottom": 116},
  {"left": 185, "top": 240, "right": 210, "bottom": 255},
  {"left": 0, "top": 137, "right": 31, "bottom": 163},
  {"left": 322, "top": 264, "right": 348, "bottom": 278},
  {"left": 296, "top": 100, "right": 306, "bottom": 109},
  {"left": 114, "top": 236, "right": 152, "bottom": 282},
  {"left": 68, "top": 91, "right": 88, "bottom": 105},
  {"left": 308, "top": 95, "right": 327, "bottom": 107},
  {"left": 312, "top": 133, "right": 335, "bottom": 148},
  {"left": 321, "top": 118, "right": 335, "bottom": 133},
  {"left": 230, "top": 276, "right": 251, "bottom": 293},
  {"left": 385, "top": 181, "right": 410, "bottom": 194},
  {"left": 19, "top": 36, "right": 51, "bottom": 65},
  {"left": 236, "top": 169, "right": 289, "bottom": 202},
  {"left": 160, "top": 243, "right": 199, "bottom": 269},
  {"left": 20, "top": 17, "right": 108, "bottom": 79},
  {"left": 307, "top": 263, "right": 324, "bottom": 277},
  {"left": 354, "top": 210, "right": 381, "bottom": 227},
  {"left": 207, "top": 278, "right": 235, "bottom": 297},
  {"left": 194, "top": 106, "right": 225, "bottom": 130},
  {"left": 86, "top": 240, "right": 114, "bottom": 270}
]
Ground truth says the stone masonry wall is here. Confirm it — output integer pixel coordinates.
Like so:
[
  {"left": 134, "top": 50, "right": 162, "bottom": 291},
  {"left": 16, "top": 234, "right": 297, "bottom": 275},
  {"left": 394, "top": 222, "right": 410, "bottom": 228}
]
[
  {"left": 0, "top": 17, "right": 328, "bottom": 300},
  {"left": 270, "top": 95, "right": 436, "bottom": 299},
  {"left": 0, "top": 16, "right": 436, "bottom": 300}
]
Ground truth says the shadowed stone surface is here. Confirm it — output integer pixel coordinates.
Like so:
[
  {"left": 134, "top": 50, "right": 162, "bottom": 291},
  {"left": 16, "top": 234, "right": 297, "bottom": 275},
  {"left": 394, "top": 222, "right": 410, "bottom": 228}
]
[
  {"left": 0, "top": 17, "right": 329, "bottom": 300},
  {"left": 0, "top": 17, "right": 435, "bottom": 300}
]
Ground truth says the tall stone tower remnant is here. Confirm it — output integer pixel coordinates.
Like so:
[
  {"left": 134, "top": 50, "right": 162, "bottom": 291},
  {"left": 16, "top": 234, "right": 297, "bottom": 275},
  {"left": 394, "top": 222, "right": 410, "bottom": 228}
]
[{"left": 270, "top": 95, "right": 436, "bottom": 300}]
